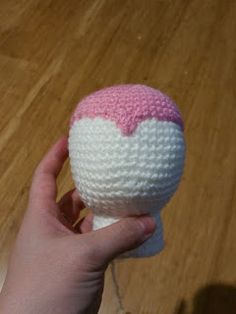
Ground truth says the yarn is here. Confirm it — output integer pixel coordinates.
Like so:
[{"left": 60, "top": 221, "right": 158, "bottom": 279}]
[
  {"left": 70, "top": 84, "right": 184, "bottom": 135},
  {"left": 69, "top": 84, "right": 185, "bottom": 258}
]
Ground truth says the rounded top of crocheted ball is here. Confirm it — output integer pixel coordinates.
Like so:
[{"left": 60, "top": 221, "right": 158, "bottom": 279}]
[{"left": 70, "top": 84, "right": 184, "bottom": 135}]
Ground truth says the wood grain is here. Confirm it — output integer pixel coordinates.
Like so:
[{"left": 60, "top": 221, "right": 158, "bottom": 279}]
[{"left": 0, "top": 0, "right": 236, "bottom": 313}]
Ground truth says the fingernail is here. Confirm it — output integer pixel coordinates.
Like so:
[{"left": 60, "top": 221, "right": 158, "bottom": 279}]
[
  {"left": 137, "top": 215, "right": 156, "bottom": 236},
  {"left": 143, "top": 232, "right": 155, "bottom": 241}
]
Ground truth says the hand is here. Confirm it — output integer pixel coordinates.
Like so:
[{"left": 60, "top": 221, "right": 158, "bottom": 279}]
[{"left": 0, "top": 137, "right": 156, "bottom": 314}]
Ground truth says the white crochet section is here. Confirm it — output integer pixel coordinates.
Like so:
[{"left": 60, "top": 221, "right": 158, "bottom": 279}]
[{"left": 69, "top": 118, "right": 185, "bottom": 257}]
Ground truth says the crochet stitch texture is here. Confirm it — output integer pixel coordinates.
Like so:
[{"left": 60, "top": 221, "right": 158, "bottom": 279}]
[{"left": 69, "top": 84, "right": 185, "bottom": 257}]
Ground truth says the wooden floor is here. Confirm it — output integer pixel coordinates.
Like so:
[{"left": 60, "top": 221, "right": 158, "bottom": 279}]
[{"left": 1, "top": 0, "right": 236, "bottom": 313}]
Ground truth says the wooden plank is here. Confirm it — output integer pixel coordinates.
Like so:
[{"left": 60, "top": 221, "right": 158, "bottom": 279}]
[{"left": 0, "top": 1, "right": 235, "bottom": 313}]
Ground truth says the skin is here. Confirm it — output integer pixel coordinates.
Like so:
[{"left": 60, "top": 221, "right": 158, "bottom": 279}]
[{"left": 0, "top": 137, "right": 156, "bottom": 314}]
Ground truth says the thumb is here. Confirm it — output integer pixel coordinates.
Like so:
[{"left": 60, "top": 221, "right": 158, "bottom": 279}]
[{"left": 82, "top": 215, "right": 156, "bottom": 268}]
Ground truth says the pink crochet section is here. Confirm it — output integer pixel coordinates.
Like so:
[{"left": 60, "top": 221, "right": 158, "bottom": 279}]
[{"left": 71, "top": 84, "right": 184, "bottom": 135}]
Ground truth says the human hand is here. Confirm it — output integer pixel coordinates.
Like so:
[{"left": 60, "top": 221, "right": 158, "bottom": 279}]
[{"left": 0, "top": 137, "right": 156, "bottom": 314}]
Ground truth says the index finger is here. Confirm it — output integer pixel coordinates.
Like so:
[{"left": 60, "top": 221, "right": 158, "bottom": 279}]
[{"left": 29, "top": 137, "right": 68, "bottom": 209}]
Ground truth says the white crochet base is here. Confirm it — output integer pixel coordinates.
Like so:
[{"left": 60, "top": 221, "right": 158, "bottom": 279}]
[{"left": 69, "top": 118, "right": 185, "bottom": 257}]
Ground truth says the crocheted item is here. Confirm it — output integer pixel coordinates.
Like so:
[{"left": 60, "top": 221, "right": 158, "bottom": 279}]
[
  {"left": 69, "top": 84, "right": 185, "bottom": 258},
  {"left": 70, "top": 84, "right": 184, "bottom": 135}
]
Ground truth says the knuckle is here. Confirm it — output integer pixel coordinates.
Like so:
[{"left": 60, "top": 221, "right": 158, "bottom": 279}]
[
  {"left": 110, "top": 219, "right": 144, "bottom": 251},
  {"left": 122, "top": 218, "right": 144, "bottom": 239}
]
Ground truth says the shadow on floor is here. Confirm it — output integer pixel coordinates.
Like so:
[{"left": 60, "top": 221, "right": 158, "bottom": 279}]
[{"left": 174, "top": 283, "right": 236, "bottom": 314}]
